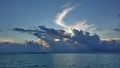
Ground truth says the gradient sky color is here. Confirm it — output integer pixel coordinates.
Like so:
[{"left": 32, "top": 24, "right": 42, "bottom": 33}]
[{"left": 0, "top": 0, "right": 120, "bottom": 43}]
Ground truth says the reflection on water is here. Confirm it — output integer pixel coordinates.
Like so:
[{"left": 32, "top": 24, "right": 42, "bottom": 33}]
[{"left": 0, "top": 54, "right": 120, "bottom": 68}]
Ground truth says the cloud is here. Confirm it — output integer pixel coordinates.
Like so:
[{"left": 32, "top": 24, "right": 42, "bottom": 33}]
[
  {"left": 13, "top": 27, "right": 44, "bottom": 33},
  {"left": 0, "top": 29, "right": 2, "bottom": 31},
  {"left": 61, "top": 2, "right": 71, "bottom": 8},
  {"left": 66, "top": 21, "right": 96, "bottom": 35},
  {"left": 55, "top": 6, "right": 74, "bottom": 28},
  {"left": 0, "top": 38, "right": 15, "bottom": 43},
  {"left": 113, "top": 28, "right": 120, "bottom": 32},
  {"left": 13, "top": 28, "right": 27, "bottom": 32},
  {"left": 1, "top": 3, "right": 120, "bottom": 53},
  {"left": 5, "top": 26, "right": 120, "bottom": 53},
  {"left": 102, "top": 38, "right": 120, "bottom": 41},
  {"left": 113, "top": 24, "right": 120, "bottom": 32},
  {"left": 13, "top": 26, "right": 69, "bottom": 40},
  {"left": 55, "top": 4, "right": 96, "bottom": 36}
]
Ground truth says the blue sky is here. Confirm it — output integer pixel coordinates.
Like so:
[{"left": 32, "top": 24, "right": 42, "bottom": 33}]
[{"left": 0, "top": 0, "right": 120, "bottom": 42}]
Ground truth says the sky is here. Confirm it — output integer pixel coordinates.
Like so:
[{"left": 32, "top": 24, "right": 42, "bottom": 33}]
[{"left": 0, "top": 0, "right": 120, "bottom": 43}]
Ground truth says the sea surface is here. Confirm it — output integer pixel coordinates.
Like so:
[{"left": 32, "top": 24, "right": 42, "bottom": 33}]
[{"left": 0, "top": 54, "right": 120, "bottom": 68}]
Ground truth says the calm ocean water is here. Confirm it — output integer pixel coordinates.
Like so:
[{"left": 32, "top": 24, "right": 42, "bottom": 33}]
[{"left": 0, "top": 54, "right": 120, "bottom": 68}]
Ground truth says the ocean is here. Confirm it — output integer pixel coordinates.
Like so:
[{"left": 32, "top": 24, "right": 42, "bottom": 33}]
[{"left": 0, "top": 54, "right": 120, "bottom": 68}]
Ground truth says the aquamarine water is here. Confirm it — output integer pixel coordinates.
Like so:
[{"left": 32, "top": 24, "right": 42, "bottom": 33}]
[{"left": 0, "top": 54, "right": 120, "bottom": 68}]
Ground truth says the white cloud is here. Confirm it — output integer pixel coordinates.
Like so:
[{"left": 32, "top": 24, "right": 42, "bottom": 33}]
[
  {"left": 55, "top": 6, "right": 74, "bottom": 28},
  {"left": 55, "top": 4, "right": 96, "bottom": 36},
  {"left": 61, "top": 3, "right": 71, "bottom": 8},
  {"left": 68, "top": 20, "right": 96, "bottom": 32}
]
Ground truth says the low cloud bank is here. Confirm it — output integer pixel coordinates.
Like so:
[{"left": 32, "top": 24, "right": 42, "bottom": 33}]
[{"left": 0, "top": 26, "right": 120, "bottom": 53}]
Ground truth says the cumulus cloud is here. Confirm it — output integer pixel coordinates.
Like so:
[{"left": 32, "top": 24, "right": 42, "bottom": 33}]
[
  {"left": 6, "top": 26, "right": 120, "bottom": 53},
  {"left": 54, "top": 4, "right": 96, "bottom": 36}
]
